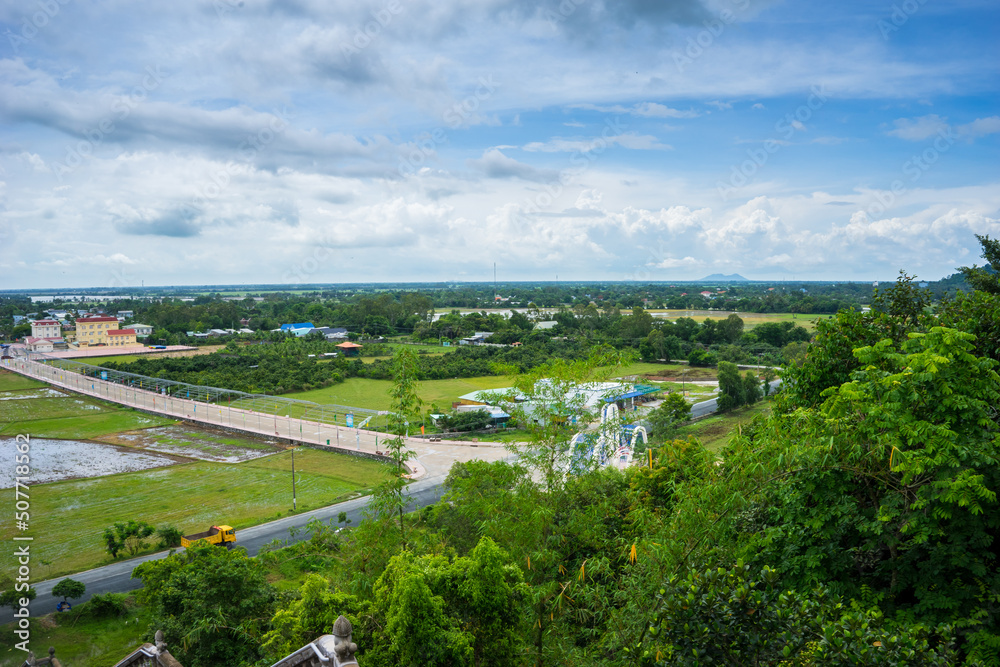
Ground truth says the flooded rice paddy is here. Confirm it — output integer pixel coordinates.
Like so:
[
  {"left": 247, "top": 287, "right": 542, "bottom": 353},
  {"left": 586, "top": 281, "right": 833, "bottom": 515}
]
[
  {"left": 98, "top": 424, "right": 281, "bottom": 462},
  {"left": 0, "top": 437, "right": 179, "bottom": 488}
]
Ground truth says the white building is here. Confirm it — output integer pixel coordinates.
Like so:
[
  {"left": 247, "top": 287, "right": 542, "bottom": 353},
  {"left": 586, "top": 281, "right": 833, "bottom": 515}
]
[{"left": 30, "top": 319, "right": 61, "bottom": 339}]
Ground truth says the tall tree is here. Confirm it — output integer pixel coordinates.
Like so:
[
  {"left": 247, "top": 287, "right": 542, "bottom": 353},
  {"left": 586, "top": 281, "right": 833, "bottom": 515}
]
[{"left": 958, "top": 234, "right": 1000, "bottom": 294}]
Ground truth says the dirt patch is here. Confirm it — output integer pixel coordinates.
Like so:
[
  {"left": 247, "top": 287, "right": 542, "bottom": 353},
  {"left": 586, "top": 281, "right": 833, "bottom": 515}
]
[{"left": 97, "top": 424, "right": 282, "bottom": 462}]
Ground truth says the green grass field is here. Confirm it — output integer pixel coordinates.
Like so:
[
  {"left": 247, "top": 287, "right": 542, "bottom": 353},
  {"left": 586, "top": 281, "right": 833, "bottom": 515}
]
[
  {"left": 676, "top": 400, "right": 772, "bottom": 452},
  {"left": 0, "top": 371, "right": 48, "bottom": 392},
  {"left": 0, "top": 385, "right": 176, "bottom": 439},
  {"left": 0, "top": 448, "right": 391, "bottom": 579},
  {"left": 650, "top": 310, "right": 823, "bottom": 331},
  {"left": 286, "top": 363, "right": 674, "bottom": 414},
  {"left": 286, "top": 375, "right": 516, "bottom": 412}
]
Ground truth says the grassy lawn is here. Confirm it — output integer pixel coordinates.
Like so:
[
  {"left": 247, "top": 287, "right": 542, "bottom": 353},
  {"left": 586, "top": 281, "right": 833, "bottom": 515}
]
[
  {"left": 287, "top": 375, "right": 515, "bottom": 412},
  {"left": 0, "top": 606, "right": 153, "bottom": 667},
  {"left": 288, "top": 364, "right": 712, "bottom": 415},
  {"left": 0, "top": 370, "right": 47, "bottom": 392},
  {"left": 0, "top": 390, "right": 176, "bottom": 439},
  {"left": 0, "top": 448, "right": 391, "bottom": 579},
  {"left": 650, "top": 310, "right": 822, "bottom": 331},
  {"left": 676, "top": 400, "right": 773, "bottom": 452}
]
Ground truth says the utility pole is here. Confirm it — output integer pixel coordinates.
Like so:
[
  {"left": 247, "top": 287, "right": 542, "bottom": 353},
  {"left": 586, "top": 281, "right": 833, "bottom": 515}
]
[{"left": 291, "top": 448, "right": 297, "bottom": 511}]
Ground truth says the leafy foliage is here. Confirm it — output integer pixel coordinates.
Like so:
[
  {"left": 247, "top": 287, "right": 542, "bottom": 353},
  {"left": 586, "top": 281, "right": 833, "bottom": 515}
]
[
  {"left": 132, "top": 542, "right": 278, "bottom": 667},
  {"left": 52, "top": 578, "right": 86, "bottom": 602},
  {"left": 103, "top": 519, "right": 156, "bottom": 558},
  {"left": 156, "top": 525, "right": 183, "bottom": 549}
]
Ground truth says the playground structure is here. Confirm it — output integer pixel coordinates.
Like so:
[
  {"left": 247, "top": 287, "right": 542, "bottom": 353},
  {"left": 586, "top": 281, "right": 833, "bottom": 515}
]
[{"left": 569, "top": 402, "right": 647, "bottom": 472}]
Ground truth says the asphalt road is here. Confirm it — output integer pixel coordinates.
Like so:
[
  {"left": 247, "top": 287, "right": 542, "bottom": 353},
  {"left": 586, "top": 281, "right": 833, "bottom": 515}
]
[
  {"left": 689, "top": 379, "right": 782, "bottom": 418},
  {"left": 2, "top": 477, "right": 447, "bottom": 623}
]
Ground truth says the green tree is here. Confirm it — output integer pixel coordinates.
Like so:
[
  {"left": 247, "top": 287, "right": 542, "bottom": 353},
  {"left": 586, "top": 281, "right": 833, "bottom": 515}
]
[
  {"left": 261, "top": 574, "right": 370, "bottom": 661},
  {"left": 741, "top": 370, "right": 760, "bottom": 406},
  {"left": 716, "top": 361, "right": 743, "bottom": 412},
  {"left": 380, "top": 346, "right": 424, "bottom": 547},
  {"left": 646, "top": 393, "right": 692, "bottom": 442},
  {"left": 156, "top": 525, "right": 183, "bottom": 549},
  {"left": 957, "top": 233, "right": 1000, "bottom": 294},
  {"left": 103, "top": 519, "right": 155, "bottom": 558},
  {"left": 634, "top": 563, "right": 955, "bottom": 666},
  {"left": 718, "top": 313, "right": 744, "bottom": 344},
  {"left": 52, "top": 578, "right": 85, "bottom": 603},
  {"left": 132, "top": 542, "right": 277, "bottom": 667},
  {"left": 732, "top": 327, "right": 1000, "bottom": 660},
  {"left": 0, "top": 573, "right": 36, "bottom": 612},
  {"left": 350, "top": 346, "right": 424, "bottom": 592}
]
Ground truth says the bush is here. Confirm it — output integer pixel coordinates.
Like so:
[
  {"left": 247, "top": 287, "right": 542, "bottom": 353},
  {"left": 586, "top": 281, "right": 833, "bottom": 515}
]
[
  {"left": 687, "top": 348, "right": 717, "bottom": 367},
  {"left": 85, "top": 592, "right": 130, "bottom": 618},
  {"left": 156, "top": 525, "right": 183, "bottom": 549}
]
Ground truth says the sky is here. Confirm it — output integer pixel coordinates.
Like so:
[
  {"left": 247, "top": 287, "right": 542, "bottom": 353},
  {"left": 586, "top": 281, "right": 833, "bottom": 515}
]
[{"left": 0, "top": 0, "right": 998, "bottom": 289}]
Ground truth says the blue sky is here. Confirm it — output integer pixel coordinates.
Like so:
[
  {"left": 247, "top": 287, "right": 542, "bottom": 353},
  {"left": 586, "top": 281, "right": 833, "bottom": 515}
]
[{"left": 1, "top": 0, "right": 998, "bottom": 289}]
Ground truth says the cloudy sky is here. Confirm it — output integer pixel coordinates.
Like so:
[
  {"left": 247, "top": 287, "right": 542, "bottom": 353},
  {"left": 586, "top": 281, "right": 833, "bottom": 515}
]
[{"left": 1, "top": 0, "right": 998, "bottom": 289}]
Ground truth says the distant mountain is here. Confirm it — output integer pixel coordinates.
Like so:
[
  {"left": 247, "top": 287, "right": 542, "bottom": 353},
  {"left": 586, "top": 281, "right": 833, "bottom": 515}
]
[{"left": 700, "top": 273, "right": 749, "bottom": 282}]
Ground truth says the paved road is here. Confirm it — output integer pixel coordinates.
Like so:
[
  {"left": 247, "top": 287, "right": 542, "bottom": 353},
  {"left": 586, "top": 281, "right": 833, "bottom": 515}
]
[
  {"left": 1, "top": 477, "right": 448, "bottom": 623},
  {"left": 689, "top": 379, "right": 782, "bottom": 418}
]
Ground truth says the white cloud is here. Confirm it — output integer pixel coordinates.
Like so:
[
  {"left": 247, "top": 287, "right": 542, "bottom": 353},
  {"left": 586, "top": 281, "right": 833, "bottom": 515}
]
[
  {"left": 957, "top": 116, "right": 1000, "bottom": 139},
  {"left": 651, "top": 256, "right": 701, "bottom": 268},
  {"left": 886, "top": 114, "right": 949, "bottom": 141},
  {"left": 522, "top": 133, "right": 671, "bottom": 152}
]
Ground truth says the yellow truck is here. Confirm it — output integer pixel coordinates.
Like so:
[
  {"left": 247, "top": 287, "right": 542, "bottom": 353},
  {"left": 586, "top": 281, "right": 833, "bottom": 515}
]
[{"left": 181, "top": 525, "right": 237, "bottom": 549}]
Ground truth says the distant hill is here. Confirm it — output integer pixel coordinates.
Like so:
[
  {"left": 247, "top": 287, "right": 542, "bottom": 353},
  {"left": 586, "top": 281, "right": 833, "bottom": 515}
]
[{"left": 700, "top": 273, "right": 749, "bottom": 282}]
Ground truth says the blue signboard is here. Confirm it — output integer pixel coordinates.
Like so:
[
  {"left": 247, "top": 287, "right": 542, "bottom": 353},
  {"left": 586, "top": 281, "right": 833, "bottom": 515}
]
[
  {"left": 346, "top": 413, "right": 354, "bottom": 428},
  {"left": 100, "top": 371, "right": 108, "bottom": 380}
]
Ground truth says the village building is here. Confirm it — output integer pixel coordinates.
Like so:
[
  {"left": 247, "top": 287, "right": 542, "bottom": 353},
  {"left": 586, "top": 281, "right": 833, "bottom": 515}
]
[
  {"left": 30, "top": 319, "right": 61, "bottom": 339},
  {"left": 74, "top": 316, "right": 120, "bottom": 346},
  {"left": 106, "top": 329, "right": 138, "bottom": 347},
  {"left": 130, "top": 323, "right": 153, "bottom": 338}
]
